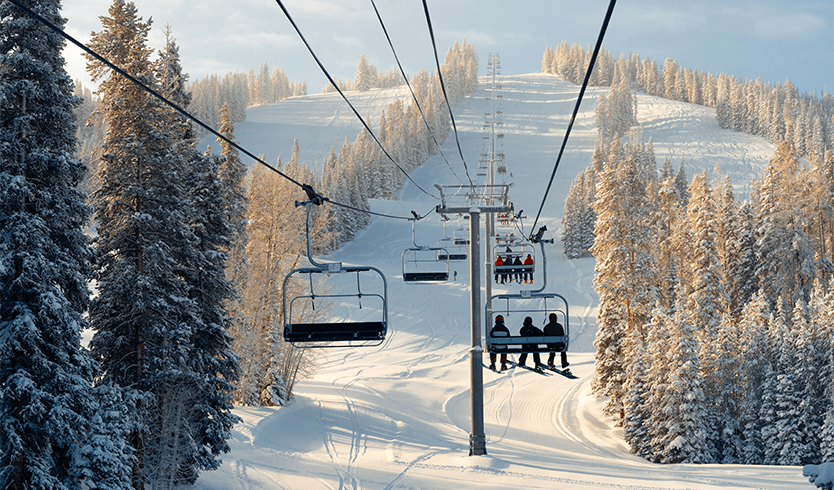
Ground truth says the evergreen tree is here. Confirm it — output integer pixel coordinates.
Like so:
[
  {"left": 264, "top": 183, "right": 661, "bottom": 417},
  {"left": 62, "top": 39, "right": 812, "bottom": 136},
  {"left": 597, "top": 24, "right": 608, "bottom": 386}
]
[
  {"left": 0, "top": 0, "right": 105, "bottom": 488},
  {"left": 643, "top": 303, "right": 673, "bottom": 460},
  {"left": 355, "top": 54, "right": 377, "bottom": 92},
  {"left": 86, "top": 1, "right": 199, "bottom": 485},
  {"left": 756, "top": 142, "right": 816, "bottom": 308},
  {"left": 653, "top": 296, "right": 710, "bottom": 463},
  {"left": 78, "top": 384, "right": 137, "bottom": 490},
  {"left": 737, "top": 292, "right": 772, "bottom": 464},
  {"left": 562, "top": 172, "right": 585, "bottom": 259},
  {"left": 685, "top": 173, "right": 727, "bottom": 461},
  {"left": 623, "top": 323, "right": 651, "bottom": 456},
  {"left": 760, "top": 302, "right": 796, "bottom": 465},
  {"left": 726, "top": 204, "right": 759, "bottom": 321},
  {"left": 713, "top": 313, "right": 743, "bottom": 463},
  {"left": 590, "top": 147, "right": 658, "bottom": 420}
]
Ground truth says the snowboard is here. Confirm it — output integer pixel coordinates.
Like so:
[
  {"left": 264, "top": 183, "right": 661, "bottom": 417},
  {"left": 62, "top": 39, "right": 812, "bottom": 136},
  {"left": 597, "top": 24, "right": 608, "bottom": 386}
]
[
  {"left": 508, "top": 361, "right": 550, "bottom": 375},
  {"left": 548, "top": 366, "right": 578, "bottom": 379}
]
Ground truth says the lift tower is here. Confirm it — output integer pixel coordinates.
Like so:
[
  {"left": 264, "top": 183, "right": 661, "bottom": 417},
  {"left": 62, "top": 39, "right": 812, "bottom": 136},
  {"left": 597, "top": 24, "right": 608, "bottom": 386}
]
[
  {"left": 435, "top": 183, "right": 512, "bottom": 456},
  {"left": 482, "top": 53, "right": 505, "bottom": 370}
]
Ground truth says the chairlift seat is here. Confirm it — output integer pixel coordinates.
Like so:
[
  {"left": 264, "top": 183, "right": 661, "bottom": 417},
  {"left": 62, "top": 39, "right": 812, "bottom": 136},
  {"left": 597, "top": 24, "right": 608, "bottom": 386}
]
[
  {"left": 285, "top": 321, "right": 386, "bottom": 342},
  {"left": 438, "top": 251, "right": 467, "bottom": 261},
  {"left": 494, "top": 263, "right": 534, "bottom": 272},
  {"left": 487, "top": 335, "right": 568, "bottom": 354},
  {"left": 404, "top": 271, "right": 450, "bottom": 282}
]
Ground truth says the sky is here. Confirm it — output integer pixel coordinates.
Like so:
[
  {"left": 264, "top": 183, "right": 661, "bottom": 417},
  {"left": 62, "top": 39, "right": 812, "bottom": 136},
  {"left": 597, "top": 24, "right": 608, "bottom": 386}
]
[{"left": 60, "top": 1, "right": 832, "bottom": 97}]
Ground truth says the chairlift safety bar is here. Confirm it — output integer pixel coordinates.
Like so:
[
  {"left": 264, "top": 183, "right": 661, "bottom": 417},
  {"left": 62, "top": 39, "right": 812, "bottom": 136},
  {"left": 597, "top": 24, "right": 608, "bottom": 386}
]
[{"left": 434, "top": 183, "right": 513, "bottom": 215}]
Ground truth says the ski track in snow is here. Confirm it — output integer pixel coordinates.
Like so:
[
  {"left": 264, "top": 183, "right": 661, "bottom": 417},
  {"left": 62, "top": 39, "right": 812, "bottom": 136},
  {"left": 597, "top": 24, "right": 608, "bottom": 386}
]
[{"left": 193, "top": 74, "right": 809, "bottom": 490}]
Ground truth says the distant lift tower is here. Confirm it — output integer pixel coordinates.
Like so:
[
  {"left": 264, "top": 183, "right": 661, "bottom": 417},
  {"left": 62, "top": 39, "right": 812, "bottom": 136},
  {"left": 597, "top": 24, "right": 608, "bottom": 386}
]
[
  {"left": 481, "top": 53, "right": 505, "bottom": 385},
  {"left": 435, "top": 183, "right": 513, "bottom": 456}
]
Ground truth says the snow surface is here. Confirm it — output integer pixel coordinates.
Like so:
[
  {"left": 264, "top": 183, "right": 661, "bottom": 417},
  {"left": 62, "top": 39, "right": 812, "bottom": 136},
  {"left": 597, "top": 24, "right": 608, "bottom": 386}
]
[{"left": 194, "top": 74, "right": 809, "bottom": 489}]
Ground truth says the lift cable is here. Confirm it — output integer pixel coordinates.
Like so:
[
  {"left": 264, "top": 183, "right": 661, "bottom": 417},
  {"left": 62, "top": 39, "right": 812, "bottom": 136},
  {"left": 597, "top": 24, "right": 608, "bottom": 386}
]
[
  {"left": 369, "top": 0, "right": 464, "bottom": 184},
  {"left": 9, "top": 0, "right": 421, "bottom": 222},
  {"left": 528, "top": 0, "right": 617, "bottom": 238},
  {"left": 421, "top": 0, "right": 475, "bottom": 187},
  {"left": 273, "top": 0, "right": 440, "bottom": 200}
]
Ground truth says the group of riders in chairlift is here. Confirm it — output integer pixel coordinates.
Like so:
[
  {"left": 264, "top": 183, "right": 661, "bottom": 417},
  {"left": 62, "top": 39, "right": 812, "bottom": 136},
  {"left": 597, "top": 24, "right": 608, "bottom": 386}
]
[
  {"left": 494, "top": 252, "right": 534, "bottom": 284},
  {"left": 488, "top": 314, "right": 570, "bottom": 374}
]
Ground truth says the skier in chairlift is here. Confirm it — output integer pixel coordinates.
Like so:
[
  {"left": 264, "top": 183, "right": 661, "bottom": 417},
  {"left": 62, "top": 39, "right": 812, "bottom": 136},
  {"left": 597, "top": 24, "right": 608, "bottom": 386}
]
[
  {"left": 544, "top": 313, "right": 570, "bottom": 374},
  {"left": 517, "top": 316, "right": 544, "bottom": 370},
  {"left": 512, "top": 255, "right": 523, "bottom": 283},
  {"left": 522, "top": 253, "right": 534, "bottom": 283},
  {"left": 488, "top": 315, "right": 510, "bottom": 371}
]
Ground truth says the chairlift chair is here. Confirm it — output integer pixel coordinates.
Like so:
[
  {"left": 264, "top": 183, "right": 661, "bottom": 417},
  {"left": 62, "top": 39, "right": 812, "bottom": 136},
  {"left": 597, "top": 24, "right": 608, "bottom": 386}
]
[
  {"left": 485, "top": 292, "right": 569, "bottom": 355},
  {"left": 436, "top": 215, "right": 467, "bottom": 261},
  {"left": 402, "top": 217, "right": 450, "bottom": 283},
  {"left": 452, "top": 220, "right": 470, "bottom": 246},
  {"left": 493, "top": 240, "right": 535, "bottom": 281},
  {"left": 283, "top": 201, "right": 388, "bottom": 347}
]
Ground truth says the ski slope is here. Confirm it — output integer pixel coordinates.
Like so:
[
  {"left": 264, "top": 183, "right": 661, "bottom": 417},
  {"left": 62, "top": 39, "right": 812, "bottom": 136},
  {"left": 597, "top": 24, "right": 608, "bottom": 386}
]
[{"left": 195, "top": 74, "right": 809, "bottom": 489}]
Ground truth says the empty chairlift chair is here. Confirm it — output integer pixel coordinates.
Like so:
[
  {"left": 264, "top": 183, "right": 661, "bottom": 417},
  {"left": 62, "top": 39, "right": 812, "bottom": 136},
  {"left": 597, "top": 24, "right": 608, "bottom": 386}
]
[
  {"left": 283, "top": 201, "right": 388, "bottom": 347},
  {"left": 402, "top": 215, "right": 450, "bottom": 283},
  {"left": 436, "top": 214, "right": 467, "bottom": 261}
]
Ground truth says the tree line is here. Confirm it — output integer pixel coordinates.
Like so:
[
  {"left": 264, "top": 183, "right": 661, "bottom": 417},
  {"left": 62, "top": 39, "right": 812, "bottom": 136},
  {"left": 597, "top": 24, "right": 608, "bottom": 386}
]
[
  {"left": 543, "top": 41, "right": 833, "bottom": 169},
  {"left": 554, "top": 41, "right": 834, "bottom": 465},
  {"left": 0, "top": 0, "right": 479, "bottom": 488}
]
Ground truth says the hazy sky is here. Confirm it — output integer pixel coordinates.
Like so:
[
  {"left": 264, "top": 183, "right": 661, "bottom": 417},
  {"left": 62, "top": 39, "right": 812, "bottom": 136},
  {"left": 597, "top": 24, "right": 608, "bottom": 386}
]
[{"left": 62, "top": 0, "right": 832, "bottom": 96}]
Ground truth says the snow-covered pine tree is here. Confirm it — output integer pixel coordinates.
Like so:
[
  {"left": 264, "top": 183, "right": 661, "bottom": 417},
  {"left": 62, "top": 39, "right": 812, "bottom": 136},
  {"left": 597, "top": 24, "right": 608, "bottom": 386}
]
[
  {"left": 85, "top": 2, "right": 201, "bottom": 485},
  {"left": 643, "top": 303, "right": 673, "bottom": 460},
  {"left": 653, "top": 294, "right": 710, "bottom": 463},
  {"left": 654, "top": 174, "right": 682, "bottom": 310},
  {"left": 590, "top": 145, "right": 658, "bottom": 420},
  {"left": 760, "top": 301, "right": 802, "bottom": 465},
  {"left": 674, "top": 159, "right": 690, "bottom": 209},
  {"left": 217, "top": 101, "right": 249, "bottom": 296},
  {"left": 623, "top": 323, "right": 651, "bottom": 456},
  {"left": 714, "top": 313, "right": 743, "bottom": 463},
  {"left": 685, "top": 173, "right": 728, "bottom": 461},
  {"left": 79, "top": 384, "right": 137, "bottom": 490},
  {"left": 756, "top": 141, "right": 816, "bottom": 309},
  {"left": 155, "top": 26, "right": 241, "bottom": 484},
  {"left": 737, "top": 291, "right": 773, "bottom": 464},
  {"left": 562, "top": 172, "right": 585, "bottom": 259},
  {"left": 355, "top": 54, "right": 377, "bottom": 92},
  {"left": 810, "top": 283, "right": 834, "bottom": 460},
  {"left": 784, "top": 299, "right": 820, "bottom": 464},
  {"left": 0, "top": 1, "right": 105, "bottom": 487}
]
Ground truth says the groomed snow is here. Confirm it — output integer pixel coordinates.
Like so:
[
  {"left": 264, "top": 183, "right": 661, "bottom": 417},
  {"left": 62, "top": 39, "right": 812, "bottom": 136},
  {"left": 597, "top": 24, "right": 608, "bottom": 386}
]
[{"left": 194, "top": 74, "right": 809, "bottom": 489}]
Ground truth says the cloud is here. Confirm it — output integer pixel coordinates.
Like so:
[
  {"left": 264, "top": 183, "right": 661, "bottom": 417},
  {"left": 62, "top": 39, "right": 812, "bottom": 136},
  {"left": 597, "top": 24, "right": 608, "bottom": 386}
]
[{"left": 749, "top": 12, "right": 827, "bottom": 40}]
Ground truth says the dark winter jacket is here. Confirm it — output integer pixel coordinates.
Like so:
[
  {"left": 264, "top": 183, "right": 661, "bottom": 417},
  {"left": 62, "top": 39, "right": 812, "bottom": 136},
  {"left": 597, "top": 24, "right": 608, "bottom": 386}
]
[
  {"left": 519, "top": 322, "right": 543, "bottom": 337},
  {"left": 543, "top": 318, "right": 566, "bottom": 350},
  {"left": 490, "top": 321, "right": 510, "bottom": 337},
  {"left": 490, "top": 319, "right": 510, "bottom": 351}
]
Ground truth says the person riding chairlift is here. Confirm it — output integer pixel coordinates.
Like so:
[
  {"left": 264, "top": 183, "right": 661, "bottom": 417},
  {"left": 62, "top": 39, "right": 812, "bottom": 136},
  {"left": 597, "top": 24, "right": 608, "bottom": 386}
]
[
  {"left": 522, "top": 254, "right": 534, "bottom": 284},
  {"left": 494, "top": 256, "right": 504, "bottom": 284},
  {"left": 489, "top": 315, "right": 510, "bottom": 371}
]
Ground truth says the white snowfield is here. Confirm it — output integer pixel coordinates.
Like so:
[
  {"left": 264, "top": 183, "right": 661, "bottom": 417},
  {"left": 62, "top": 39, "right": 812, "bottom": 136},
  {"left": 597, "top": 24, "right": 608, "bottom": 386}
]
[{"left": 195, "top": 74, "right": 810, "bottom": 489}]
